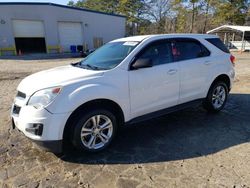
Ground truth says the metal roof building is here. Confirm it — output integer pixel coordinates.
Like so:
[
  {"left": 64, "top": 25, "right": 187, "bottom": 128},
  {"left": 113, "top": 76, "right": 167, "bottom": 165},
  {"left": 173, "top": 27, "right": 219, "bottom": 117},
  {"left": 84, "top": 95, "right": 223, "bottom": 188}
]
[
  {"left": 0, "top": 2, "right": 126, "bottom": 55},
  {"left": 207, "top": 25, "right": 250, "bottom": 51}
]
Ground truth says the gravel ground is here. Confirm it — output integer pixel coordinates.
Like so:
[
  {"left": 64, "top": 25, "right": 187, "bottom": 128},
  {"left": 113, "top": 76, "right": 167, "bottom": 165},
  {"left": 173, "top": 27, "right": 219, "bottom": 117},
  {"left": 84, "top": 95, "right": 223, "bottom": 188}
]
[{"left": 0, "top": 53, "right": 250, "bottom": 188}]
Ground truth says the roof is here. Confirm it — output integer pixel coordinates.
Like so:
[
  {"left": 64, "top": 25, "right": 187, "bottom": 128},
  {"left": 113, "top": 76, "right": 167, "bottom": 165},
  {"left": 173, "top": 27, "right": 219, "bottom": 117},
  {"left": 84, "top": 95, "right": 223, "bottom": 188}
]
[
  {"left": 112, "top": 35, "right": 153, "bottom": 42},
  {"left": 113, "top": 34, "right": 218, "bottom": 42},
  {"left": 207, "top": 25, "right": 250, "bottom": 34},
  {"left": 0, "top": 2, "right": 126, "bottom": 18}
]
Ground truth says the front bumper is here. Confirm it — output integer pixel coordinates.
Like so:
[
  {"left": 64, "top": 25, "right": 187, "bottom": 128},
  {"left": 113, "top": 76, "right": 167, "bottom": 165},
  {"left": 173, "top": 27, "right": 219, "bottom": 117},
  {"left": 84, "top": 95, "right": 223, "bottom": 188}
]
[
  {"left": 11, "top": 102, "right": 71, "bottom": 153},
  {"left": 12, "top": 119, "right": 63, "bottom": 153}
]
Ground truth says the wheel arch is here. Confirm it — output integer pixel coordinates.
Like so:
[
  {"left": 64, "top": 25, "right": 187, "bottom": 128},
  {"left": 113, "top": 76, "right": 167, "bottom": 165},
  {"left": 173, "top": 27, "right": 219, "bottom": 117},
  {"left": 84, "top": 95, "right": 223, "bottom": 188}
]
[
  {"left": 62, "top": 98, "right": 125, "bottom": 141},
  {"left": 207, "top": 74, "right": 231, "bottom": 96}
]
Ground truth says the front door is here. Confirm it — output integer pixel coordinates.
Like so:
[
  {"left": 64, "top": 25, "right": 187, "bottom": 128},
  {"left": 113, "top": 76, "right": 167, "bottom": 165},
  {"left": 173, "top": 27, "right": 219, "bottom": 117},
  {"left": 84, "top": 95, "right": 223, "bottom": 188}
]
[{"left": 129, "top": 40, "right": 180, "bottom": 118}]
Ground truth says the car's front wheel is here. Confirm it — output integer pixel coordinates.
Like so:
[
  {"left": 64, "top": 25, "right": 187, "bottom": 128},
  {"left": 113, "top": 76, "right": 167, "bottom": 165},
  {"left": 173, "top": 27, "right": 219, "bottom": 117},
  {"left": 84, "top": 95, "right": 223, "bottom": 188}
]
[
  {"left": 203, "top": 81, "right": 229, "bottom": 113},
  {"left": 71, "top": 109, "right": 117, "bottom": 152}
]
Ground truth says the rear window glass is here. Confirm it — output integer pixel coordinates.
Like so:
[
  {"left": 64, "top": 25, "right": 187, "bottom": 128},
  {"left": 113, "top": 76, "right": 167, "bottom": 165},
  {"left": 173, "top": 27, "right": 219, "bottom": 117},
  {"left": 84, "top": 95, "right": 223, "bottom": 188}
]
[
  {"left": 171, "top": 40, "right": 210, "bottom": 61},
  {"left": 206, "top": 38, "right": 230, "bottom": 53}
]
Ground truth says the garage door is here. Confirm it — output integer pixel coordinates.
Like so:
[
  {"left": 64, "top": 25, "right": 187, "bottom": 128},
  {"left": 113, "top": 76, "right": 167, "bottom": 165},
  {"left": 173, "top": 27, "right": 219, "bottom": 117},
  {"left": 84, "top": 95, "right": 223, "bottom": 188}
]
[
  {"left": 58, "top": 22, "right": 83, "bottom": 52},
  {"left": 13, "top": 20, "right": 45, "bottom": 38},
  {"left": 12, "top": 20, "right": 46, "bottom": 53}
]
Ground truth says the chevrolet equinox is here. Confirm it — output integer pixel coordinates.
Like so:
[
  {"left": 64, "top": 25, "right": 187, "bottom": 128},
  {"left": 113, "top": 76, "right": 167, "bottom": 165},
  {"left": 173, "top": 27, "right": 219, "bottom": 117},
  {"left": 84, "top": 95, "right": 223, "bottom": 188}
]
[{"left": 11, "top": 34, "right": 235, "bottom": 153}]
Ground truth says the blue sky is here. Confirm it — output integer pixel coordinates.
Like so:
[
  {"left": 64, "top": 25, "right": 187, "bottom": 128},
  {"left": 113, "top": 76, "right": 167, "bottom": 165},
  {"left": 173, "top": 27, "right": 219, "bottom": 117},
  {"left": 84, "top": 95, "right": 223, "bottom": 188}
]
[{"left": 0, "top": 0, "right": 74, "bottom": 5}]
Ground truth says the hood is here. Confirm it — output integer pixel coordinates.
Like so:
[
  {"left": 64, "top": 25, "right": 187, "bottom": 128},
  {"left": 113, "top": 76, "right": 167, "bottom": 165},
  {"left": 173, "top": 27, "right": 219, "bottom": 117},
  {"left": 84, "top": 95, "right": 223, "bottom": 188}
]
[{"left": 18, "top": 65, "right": 104, "bottom": 95}]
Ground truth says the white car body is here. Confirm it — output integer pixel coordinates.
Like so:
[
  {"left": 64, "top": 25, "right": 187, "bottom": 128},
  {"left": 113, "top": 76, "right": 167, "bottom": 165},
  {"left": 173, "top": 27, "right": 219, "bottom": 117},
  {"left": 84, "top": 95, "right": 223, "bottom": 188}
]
[{"left": 11, "top": 34, "right": 235, "bottom": 152}]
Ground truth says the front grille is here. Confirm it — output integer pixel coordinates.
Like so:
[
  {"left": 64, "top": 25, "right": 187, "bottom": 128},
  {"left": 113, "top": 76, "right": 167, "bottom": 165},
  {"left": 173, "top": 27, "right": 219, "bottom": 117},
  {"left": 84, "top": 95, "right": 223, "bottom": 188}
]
[
  {"left": 17, "top": 91, "right": 26, "bottom": 99},
  {"left": 13, "top": 105, "right": 21, "bottom": 115}
]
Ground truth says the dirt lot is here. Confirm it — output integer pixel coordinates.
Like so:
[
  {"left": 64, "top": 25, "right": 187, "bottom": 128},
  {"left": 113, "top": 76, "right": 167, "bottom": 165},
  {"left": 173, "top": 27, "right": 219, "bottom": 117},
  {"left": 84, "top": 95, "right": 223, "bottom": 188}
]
[{"left": 0, "top": 53, "right": 250, "bottom": 188}]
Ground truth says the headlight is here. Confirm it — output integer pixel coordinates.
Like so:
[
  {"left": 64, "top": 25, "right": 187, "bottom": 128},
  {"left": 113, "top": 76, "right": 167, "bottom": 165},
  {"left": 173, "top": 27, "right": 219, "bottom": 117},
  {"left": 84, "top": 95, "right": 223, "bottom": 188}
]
[{"left": 27, "top": 86, "right": 62, "bottom": 109}]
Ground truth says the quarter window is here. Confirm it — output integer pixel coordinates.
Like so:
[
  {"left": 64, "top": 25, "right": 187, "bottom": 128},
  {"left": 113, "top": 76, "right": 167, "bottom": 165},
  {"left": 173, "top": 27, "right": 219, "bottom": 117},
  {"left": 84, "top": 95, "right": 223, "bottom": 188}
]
[
  {"left": 206, "top": 38, "right": 230, "bottom": 53},
  {"left": 137, "top": 41, "right": 173, "bottom": 66},
  {"left": 171, "top": 39, "right": 210, "bottom": 61}
]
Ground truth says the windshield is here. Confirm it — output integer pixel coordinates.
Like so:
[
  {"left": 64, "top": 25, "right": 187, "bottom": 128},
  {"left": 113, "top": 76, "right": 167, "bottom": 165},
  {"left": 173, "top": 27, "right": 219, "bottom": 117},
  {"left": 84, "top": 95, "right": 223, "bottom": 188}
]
[{"left": 79, "top": 41, "right": 139, "bottom": 70}]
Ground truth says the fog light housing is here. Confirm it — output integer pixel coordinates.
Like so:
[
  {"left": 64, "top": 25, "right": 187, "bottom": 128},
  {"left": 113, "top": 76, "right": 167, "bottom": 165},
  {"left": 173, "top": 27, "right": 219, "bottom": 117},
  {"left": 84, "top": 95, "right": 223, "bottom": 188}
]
[{"left": 25, "top": 124, "right": 43, "bottom": 136}]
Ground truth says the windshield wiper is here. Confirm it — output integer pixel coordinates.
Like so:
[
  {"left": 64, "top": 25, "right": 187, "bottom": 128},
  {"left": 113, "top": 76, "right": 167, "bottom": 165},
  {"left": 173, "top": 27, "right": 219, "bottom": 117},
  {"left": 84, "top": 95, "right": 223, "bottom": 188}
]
[
  {"left": 71, "top": 62, "right": 95, "bottom": 70},
  {"left": 84, "top": 64, "right": 108, "bottom": 70},
  {"left": 72, "top": 62, "right": 105, "bottom": 70},
  {"left": 85, "top": 64, "right": 101, "bottom": 70}
]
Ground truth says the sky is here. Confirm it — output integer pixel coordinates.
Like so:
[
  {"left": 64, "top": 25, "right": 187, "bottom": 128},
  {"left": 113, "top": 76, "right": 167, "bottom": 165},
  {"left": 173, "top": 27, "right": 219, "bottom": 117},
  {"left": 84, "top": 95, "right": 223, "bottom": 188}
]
[{"left": 0, "top": 0, "right": 73, "bottom": 5}]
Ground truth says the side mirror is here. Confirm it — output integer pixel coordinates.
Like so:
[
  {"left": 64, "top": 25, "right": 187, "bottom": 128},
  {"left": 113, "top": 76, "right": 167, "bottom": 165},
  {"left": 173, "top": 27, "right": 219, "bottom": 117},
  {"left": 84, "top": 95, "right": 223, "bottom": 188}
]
[{"left": 131, "top": 58, "right": 153, "bottom": 70}]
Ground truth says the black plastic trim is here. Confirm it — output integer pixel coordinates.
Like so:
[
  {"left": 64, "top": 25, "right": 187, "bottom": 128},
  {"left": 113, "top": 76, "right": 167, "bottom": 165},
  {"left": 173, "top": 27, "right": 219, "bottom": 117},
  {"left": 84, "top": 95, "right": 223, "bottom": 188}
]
[
  {"left": 126, "top": 99, "right": 204, "bottom": 125},
  {"left": 25, "top": 124, "right": 43, "bottom": 136},
  {"left": 33, "top": 140, "right": 63, "bottom": 154},
  {"left": 17, "top": 91, "right": 26, "bottom": 99}
]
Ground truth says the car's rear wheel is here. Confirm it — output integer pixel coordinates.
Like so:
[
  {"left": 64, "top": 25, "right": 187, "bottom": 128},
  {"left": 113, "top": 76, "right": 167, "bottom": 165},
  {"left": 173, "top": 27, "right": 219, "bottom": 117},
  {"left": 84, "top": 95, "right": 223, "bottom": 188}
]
[
  {"left": 203, "top": 81, "right": 228, "bottom": 113},
  {"left": 71, "top": 109, "right": 117, "bottom": 152}
]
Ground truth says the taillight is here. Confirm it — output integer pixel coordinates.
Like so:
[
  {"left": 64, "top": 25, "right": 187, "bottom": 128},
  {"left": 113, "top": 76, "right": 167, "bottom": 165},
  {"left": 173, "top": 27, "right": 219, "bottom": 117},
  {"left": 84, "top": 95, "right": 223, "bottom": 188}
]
[{"left": 230, "top": 55, "right": 236, "bottom": 66}]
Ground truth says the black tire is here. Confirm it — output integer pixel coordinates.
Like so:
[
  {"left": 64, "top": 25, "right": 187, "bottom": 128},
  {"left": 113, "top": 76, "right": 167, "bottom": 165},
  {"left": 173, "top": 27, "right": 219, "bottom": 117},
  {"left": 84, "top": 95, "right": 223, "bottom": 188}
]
[
  {"left": 71, "top": 109, "right": 117, "bottom": 152},
  {"left": 203, "top": 81, "right": 229, "bottom": 113}
]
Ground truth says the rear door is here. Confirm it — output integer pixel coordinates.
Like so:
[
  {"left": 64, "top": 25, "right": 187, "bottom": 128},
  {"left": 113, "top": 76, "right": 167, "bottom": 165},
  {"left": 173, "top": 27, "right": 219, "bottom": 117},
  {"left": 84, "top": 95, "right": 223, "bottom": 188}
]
[{"left": 171, "top": 38, "right": 211, "bottom": 104}]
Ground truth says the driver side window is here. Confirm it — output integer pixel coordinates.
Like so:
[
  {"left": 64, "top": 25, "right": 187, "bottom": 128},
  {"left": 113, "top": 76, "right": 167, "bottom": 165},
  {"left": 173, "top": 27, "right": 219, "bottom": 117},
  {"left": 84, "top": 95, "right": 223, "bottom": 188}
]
[{"left": 138, "top": 40, "right": 173, "bottom": 66}]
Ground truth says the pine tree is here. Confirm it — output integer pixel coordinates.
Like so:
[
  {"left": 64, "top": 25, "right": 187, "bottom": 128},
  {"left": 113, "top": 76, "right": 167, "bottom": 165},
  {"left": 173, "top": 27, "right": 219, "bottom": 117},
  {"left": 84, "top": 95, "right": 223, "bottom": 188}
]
[{"left": 213, "top": 0, "right": 249, "bottom": 25}]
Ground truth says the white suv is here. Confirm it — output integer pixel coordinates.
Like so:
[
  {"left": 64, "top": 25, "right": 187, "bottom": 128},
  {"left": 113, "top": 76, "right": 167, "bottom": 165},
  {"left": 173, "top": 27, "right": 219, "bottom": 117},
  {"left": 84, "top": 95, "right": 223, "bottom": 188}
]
[{"left": 11, "top": 34, "right": 235, "bottom": 153}]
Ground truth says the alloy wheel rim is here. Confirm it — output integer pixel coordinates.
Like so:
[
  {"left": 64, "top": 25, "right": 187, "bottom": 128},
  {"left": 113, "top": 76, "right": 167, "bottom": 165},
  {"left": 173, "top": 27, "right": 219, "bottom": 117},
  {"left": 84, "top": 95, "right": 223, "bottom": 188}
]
[
  {"left": 212, "top": 85, "right": 226, "bottom": 109},
  {"left": 80, "top": 115, "right": 113, "bottom": 149}
]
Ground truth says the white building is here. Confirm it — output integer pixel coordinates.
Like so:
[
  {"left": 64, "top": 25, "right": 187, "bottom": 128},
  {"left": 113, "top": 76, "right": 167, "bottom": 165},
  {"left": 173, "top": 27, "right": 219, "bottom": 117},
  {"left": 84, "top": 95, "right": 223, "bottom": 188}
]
[{"left": 0, "top": 2, "right": 126, "bottom": 55}]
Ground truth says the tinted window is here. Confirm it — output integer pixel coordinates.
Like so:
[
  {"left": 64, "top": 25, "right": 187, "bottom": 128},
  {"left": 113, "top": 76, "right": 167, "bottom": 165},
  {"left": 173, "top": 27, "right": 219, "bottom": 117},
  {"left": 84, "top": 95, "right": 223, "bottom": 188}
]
[
  {"left": 138, "top": 41, "right": 173, "bottom": 66},
  {"left": 171, "top": 40, "right": 210, "bottom": 61},
  {"left": 206, "top": 38, "right": 230, "bottom": 53}
]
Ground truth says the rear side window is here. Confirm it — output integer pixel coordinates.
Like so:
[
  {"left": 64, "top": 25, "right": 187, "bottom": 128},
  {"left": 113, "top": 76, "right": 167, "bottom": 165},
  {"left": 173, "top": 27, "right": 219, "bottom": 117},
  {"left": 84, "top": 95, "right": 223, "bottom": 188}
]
[
  {"left": 171, "top": 39, "right": 210, "bottom": 61},
  {"left": 206, "top": 38, "right": 230, "bottom": 53}
]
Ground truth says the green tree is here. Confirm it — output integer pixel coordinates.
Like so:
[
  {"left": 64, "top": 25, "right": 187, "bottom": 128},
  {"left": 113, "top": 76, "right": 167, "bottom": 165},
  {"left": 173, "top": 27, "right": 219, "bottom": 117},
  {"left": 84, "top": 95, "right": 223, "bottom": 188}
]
[
  {"left": 213, "top": 0, "right": 250, "bottom": 25},
  {"left": 201, "top": 0, "right": 211, "bottom": 33},
  {"left": 174, "top": 0, "right": 200, "bottom": 33},
  {"left": 198, "top": 0, "right": 217, "bottom": 33},
  {"left": 68, "top": 0, "right": 145, "bottom": 22},
  {"left": 68, "top": 0, "right": 250, "bottom": 35},
  {"left": 69, "top": 0, "right": 119, "bottom": 13},
  {"left": 172, "top": 1, "right": 188, "bottom": 32},
  {"left": 189, "top": 0, "right": 200, "bottom": 33},
  {"left": 142, "top": 0, "right": 174, "bottom": 33},
  {"left": 67, "top": 0, "right": 74, "bottom": 6},
  {"left": 68, "top": 0, "right": 146, "bottom": 35},
  {"left": 118, "top": 0, "right": 146, "bottom": 22}
]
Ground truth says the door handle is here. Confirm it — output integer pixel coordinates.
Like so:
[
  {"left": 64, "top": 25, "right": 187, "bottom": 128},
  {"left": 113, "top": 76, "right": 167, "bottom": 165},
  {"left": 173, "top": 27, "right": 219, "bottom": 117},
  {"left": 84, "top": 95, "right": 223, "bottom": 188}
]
[
  {"left": 204, "top": 60, "right": 212, "bottom": 65},
  {"left": 167, "top": 69, "right": 177, "bottom": 75}
]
